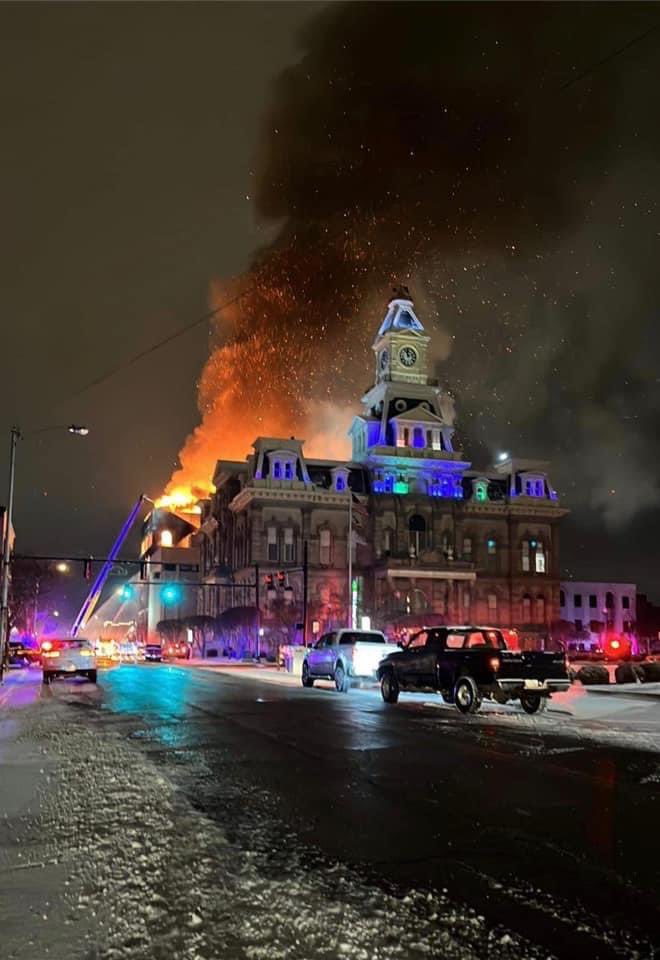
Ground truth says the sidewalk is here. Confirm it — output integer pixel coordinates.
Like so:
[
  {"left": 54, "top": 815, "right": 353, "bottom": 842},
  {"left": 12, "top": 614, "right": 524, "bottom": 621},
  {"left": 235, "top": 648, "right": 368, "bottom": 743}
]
[
  {"left": 182, "top": 658, "right": 305, "bottom": 687},
  {"left": 0, "top": 665, "right": 43, "bottom": 710}
]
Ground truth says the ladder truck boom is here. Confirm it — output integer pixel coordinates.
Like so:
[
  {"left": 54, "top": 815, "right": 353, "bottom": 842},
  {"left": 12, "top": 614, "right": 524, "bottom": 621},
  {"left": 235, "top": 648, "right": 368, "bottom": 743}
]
[{"left": 71, "top": 495, "right": 147, "bottom": 638}]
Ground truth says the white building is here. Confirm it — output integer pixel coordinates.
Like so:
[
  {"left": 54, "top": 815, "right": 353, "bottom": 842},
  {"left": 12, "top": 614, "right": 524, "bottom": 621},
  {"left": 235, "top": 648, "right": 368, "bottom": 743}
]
[{"left": 559, "top": 580, "right": 636, "bottom": 652}]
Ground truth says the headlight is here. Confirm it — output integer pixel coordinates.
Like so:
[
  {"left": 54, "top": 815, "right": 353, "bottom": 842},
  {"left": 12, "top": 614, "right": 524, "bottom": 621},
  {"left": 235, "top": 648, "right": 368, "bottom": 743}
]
[
  {"left": 43, "top": 651, "right": 60, "bottom": 659},
  {"left": 80, "top": 649, "right": 93, "bottom": 657}
]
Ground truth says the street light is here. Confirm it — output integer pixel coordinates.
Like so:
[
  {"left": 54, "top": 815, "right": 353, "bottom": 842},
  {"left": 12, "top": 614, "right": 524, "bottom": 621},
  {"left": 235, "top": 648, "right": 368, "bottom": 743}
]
[
  {"left": 56, "top": 561, "right": 70, "bottom": 574},
  {"left": 0, "top": 423, "right": 89, "bottom": 680}
]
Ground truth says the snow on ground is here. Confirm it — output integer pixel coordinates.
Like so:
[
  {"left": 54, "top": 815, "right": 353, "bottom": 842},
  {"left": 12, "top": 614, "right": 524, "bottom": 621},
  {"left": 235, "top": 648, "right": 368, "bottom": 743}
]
[{"left": 0, "top": 673, "right": 553, "bottom": 960}]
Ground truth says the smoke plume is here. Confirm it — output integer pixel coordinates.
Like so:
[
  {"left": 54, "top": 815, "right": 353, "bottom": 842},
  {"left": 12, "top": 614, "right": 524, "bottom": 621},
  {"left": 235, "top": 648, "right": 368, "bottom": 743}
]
[{"left": 167, "top": 2, "right": 660, "bottom": 538}]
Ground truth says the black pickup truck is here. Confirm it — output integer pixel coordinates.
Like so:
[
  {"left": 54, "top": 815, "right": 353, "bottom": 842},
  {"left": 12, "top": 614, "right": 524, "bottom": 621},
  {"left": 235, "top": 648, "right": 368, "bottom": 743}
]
[{"left": 377, "top": 626, "right": 570, "bottom": 714}]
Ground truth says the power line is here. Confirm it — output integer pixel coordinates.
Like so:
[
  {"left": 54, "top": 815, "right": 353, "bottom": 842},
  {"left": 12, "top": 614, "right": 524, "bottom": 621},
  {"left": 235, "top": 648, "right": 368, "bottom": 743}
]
[
  {"left": 68, "top": 285, "right": 251, "bottom": 400},
  {"left": 559, "top": 20, "right": 660, "bottom": 92}
]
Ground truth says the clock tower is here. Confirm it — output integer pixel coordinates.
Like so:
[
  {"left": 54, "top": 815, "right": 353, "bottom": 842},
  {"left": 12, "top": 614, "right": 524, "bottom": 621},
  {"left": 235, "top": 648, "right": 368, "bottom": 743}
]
[
  {"left": 350, "top": 286, "right": 459, "bottom": 459},
  {"left": 373, "top": 287, "right": 430, "bottom": 386}
]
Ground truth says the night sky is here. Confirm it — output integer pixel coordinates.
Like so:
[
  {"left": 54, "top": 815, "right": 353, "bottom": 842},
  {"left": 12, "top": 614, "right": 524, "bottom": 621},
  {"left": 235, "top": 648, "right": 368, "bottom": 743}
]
[{"left": 2, "top": 2, "right": 660, "bottom": 608}]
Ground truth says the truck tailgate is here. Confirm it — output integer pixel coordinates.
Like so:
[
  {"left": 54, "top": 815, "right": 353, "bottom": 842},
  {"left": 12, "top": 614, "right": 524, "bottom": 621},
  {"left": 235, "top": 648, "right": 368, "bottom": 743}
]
[
  {"left": 498, "top": 650, "right": 567, "bottom": 681},
  {"left": 352, "top": 642, "right": 392, "bottom": 675}
]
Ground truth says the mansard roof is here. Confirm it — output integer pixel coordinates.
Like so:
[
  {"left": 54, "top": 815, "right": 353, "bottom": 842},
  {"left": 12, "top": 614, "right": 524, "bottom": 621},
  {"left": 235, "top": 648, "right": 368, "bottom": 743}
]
[{"left": 377, "top": 297, "right": 425, "bottom": 337}]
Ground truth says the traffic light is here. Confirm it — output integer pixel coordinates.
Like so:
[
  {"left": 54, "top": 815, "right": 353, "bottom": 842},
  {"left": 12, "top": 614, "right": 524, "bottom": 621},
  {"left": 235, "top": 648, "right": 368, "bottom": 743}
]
[
  {"left": 118, "top": 584, "right": 135, "bottom": 601},
  {"left": 277, "top": 571, "right": 286, "bottom": 586},
  {"left": 161, "top": 583, "right": 182, "bottom": 606},
  {"left": 264, "top": 574, "right": 274, "bottom": 588},
  {"left": 83, "top": 559, "right": 93, "bottom": 581}
]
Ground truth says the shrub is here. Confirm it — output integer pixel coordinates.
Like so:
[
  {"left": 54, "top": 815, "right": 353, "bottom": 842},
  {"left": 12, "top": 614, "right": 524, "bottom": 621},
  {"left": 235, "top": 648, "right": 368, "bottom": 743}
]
[
  {"left": 638, "top": 661, "right": 660, "bottom": 683},
  {"left": 615, "top": 663, "right": 644, "bottom": 684},
  {"left": 576, "top": 665, "right": 609, "bottom": 685}
]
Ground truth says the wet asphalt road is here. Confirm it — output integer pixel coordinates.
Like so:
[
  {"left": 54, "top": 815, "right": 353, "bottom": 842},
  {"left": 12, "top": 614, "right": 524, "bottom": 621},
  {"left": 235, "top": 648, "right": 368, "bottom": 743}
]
[{"left": 65, "top": 664, "right": 660, "bottom": 959}]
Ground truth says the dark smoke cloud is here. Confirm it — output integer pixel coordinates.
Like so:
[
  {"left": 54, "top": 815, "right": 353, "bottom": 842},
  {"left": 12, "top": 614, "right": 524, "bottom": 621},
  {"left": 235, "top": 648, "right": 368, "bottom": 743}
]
[{"left": 196, "top": 2, "right": 660, "bottom": 589}]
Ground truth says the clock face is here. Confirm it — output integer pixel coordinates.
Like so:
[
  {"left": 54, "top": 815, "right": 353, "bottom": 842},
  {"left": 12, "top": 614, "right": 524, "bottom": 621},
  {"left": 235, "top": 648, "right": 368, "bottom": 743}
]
[
  {"left": 399, "top": 345, "right": 417, "bottom": 368},
  {"left": 379, "top": 349, "right": 389, "bottom": 370}
]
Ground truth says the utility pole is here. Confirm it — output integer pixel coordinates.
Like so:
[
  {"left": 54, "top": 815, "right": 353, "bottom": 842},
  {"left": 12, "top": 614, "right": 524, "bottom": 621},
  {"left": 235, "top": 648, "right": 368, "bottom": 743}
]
[
  {"left": 302, "top": 540, "right": 308, "bottom": 646},
  {"left": 254, "top": 562, "right": 260, "bottom": 658},
  {"left": 347, "top": 492, "right": 353, "bottom": 628},
  {"left": 0, "top": 428, "right": 19, "bottom": 682}
]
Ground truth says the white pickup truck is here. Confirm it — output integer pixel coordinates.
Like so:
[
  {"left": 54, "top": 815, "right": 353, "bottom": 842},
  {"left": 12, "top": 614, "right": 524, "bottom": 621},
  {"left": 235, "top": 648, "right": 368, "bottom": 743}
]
[{"left": 301, "top": 629, "right": 393, "bottom": 692}]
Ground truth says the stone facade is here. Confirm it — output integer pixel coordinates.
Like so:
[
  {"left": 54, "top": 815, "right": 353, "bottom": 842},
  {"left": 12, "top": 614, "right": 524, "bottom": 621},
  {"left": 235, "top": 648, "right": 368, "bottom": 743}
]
[{"left": 198, "top": 292, "right": 567, "bottom": 655}]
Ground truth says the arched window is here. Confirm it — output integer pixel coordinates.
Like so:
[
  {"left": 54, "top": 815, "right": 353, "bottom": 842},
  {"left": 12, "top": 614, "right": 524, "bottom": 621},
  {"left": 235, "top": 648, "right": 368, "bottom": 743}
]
[
  {"left": 521, "top": 541, "right": 530, "bottom": 572},
  {"left": 336, "top": 476, "right": 345, "bottom": 491},
  {"left": 486, "top": 537, "right": 497, "bottom": 556},
  {"left": 488, "top": 593, "right": 498, "bottom": 617},
  {"left": 408, "top": 514, "right": 426, "bottom": 556},
  {"left": 284, "top": 461, "right": 293, "bottom": 480},
  {"left": 272, "top": 461, "right": 282, "bottom": 480},
  {"left": 413, "top": 426, "right": 424, "bottom": 448},
  {"left": 319, "top": 528, "right": 332, "bottom": 565},
  {"left": 267, "top": 525, "right": 278, "bottom": 562},
  {"left": 522, "top": 594, "right": 532, "bottom": 623},
  {"left": 535, "top": 596, "right": 546, "bottom": 623},
  {"left": 535, "top": 541, "right": 546, "bottom": 573},
  {"left": 160, "top": 530, "right": 173, "bottom": 547},
  {"left": 383, "top": 528, "right": 392, "bottom": 555}
]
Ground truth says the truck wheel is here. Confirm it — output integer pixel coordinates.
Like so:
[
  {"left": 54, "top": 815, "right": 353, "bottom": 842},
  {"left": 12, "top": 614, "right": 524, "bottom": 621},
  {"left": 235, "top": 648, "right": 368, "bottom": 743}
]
[
  {"left": 380, "top": 670, "right": 399, "bottom": 704},
  {"left": 454, "top": 676, "right": 481, "bottom": 715},
  {"left": 520, "top": 692, "right": 547, "bottom": 714},
  {"left": 301, "top": 662, "right": 314, "bottom": 688},
  {"left": 334, "top": 662, "right": 350, "bottom": 693}
]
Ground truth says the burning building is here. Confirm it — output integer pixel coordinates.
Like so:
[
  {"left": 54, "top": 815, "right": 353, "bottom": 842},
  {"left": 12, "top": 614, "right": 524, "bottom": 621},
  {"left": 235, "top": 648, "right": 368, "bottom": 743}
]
[{"left": 196, "top": 290, "right": 567, "bottom": 657}]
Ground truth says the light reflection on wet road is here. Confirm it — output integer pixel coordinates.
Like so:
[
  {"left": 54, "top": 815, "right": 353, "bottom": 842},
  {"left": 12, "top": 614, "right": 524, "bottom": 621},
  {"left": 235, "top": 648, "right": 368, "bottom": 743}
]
[{"left": 52, "top": 664, "right": 660, "bottom": 958}]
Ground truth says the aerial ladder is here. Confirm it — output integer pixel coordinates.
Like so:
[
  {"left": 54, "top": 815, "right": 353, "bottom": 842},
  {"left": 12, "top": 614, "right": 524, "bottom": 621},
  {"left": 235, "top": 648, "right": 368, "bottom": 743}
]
[{"left": 71, "top": 495, "right": 149, "bottom": 638}]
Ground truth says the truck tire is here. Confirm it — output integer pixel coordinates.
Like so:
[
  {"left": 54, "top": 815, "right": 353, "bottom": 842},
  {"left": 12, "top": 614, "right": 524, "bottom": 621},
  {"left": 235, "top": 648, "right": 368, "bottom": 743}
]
[
  {"left": 301, "top": 661, "right": 314, "bottom": 688},
  {"left": 380, "top": 670, "right": 400, "bottom": 704},
  {"left": 519, "top": 692, "right": 547, "bottom": 714},
  {"left": 334, "top": 662, "right": 350, "bottom": 693},
  {"left": 454, "top": 676, "right": 481, "bottom": 715}
]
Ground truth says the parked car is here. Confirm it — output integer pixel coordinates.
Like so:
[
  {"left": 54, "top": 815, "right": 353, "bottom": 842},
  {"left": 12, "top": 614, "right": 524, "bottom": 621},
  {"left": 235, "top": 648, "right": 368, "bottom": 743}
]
[
  {"left": 302, "top": 629, "right": 392, "bottom": 692},
  {"left": 377, "top": 626, "right": 570, "bottom": 714},
  {"left": 118, "top": 641, "right": 139, "bottom": 662},
  {"left": 162, "top": 640, "right": 189, "bottom": 659},
  {"left": 41, "top": 638, "right": 97, "bottom": 685},
  {"left": 7, "top": 640, "right": 31, "bottom": 668},
  {"left": 144, "top": 643, "right": 162, "bottom": 662}
]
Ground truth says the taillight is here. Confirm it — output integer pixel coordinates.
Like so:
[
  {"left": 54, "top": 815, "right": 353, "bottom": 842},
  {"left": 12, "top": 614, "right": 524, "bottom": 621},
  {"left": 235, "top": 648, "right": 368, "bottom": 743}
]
[
  {"left": 489, "top": 657, "right": 500, "bottom": 672},
  {"left": 43, "top": 650, "right": 60, "bottom": 659},
  {"left": 610, "top": 639, "right": 620, "bottom": 650},
  {"left": 41, "top": 641, "right": 52, "bottom": 652}
]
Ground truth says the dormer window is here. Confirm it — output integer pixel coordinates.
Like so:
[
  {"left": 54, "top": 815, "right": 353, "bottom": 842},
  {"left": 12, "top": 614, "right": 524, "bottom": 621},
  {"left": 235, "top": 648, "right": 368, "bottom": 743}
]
[
  {"left": 336, "top": 476, "right": 345, "bottom": 491},
  {"left": 522, "top": 475, "right": 545, "bottom": 498},
  {"left": 284, "top": 461, "right": 293, "bottom": 480},
  {"left": 413, "top": 426, "right": 424, "bottom": 448},
  {"left": 473, "top": 479, "right": 489, "bottom": 502},
  {"left": 272, "top": 461, "right": 282, "bottom": 480}
]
